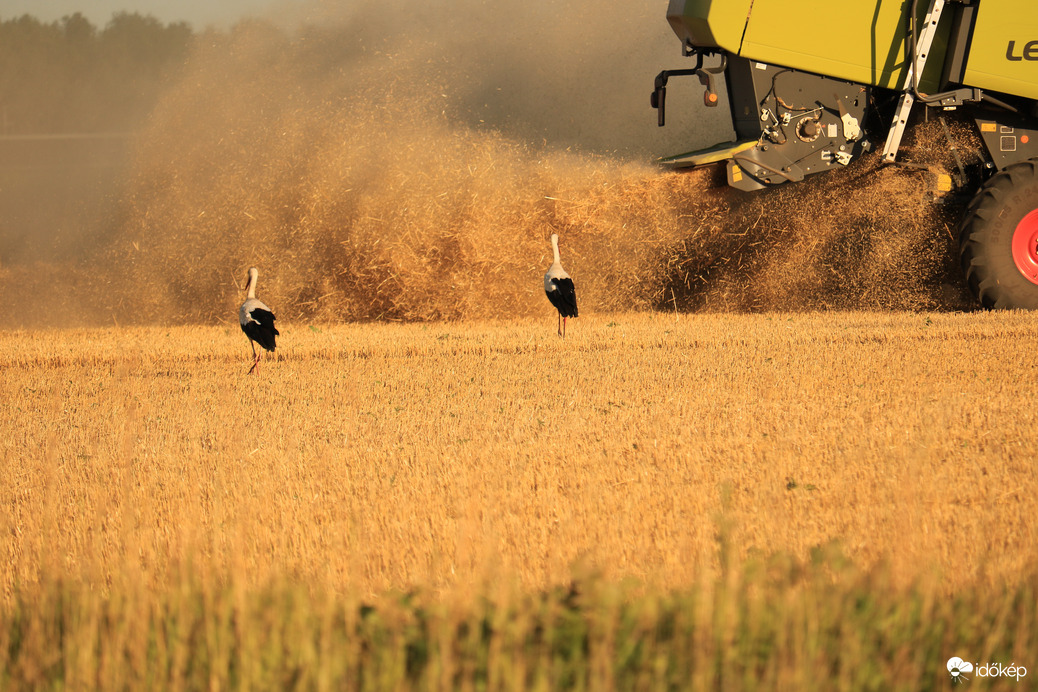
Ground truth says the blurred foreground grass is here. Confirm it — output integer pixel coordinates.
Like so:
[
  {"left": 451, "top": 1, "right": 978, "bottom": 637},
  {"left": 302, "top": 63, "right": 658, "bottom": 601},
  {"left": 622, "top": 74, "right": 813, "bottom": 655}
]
[{"left": 3, "top": 546, "right": 1034, "bottom": 691}]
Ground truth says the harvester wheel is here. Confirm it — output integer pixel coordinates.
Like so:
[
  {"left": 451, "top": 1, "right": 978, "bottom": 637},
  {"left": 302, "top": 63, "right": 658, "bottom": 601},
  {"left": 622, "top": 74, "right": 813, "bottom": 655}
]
[{"left": 959, "top": 159, "right": 1038, "bottom": 309}]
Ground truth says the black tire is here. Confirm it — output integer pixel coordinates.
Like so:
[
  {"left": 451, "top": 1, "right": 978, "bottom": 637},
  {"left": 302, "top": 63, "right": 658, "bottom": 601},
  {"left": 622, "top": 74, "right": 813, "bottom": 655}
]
[{"left": 959, "top": 159, "right": 1038, "bottom": 309}]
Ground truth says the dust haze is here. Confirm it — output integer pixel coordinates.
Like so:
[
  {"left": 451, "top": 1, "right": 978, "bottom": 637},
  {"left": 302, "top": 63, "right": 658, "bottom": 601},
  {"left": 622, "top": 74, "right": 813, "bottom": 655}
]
[{"left": 0, "top": 1, "right": 977, "bottom": 328}]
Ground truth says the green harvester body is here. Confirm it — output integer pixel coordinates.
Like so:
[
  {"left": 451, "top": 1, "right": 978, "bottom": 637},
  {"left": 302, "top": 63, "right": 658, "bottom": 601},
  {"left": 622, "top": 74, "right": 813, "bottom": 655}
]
[
  {"left": 652, "top": 0, "right": 1038, "bottom": 309},
  {"left": 666, "top": 0, "right": 1038, "bottom": 98}
]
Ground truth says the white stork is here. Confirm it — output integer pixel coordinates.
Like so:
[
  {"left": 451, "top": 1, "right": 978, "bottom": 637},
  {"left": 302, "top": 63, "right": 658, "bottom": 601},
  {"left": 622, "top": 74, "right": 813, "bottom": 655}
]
[
  {"left": 544, "top": 233, "right": 577, "bottom": 337},
  {"left": 239, "top": 266, "right": 279, "bottom": 374}
]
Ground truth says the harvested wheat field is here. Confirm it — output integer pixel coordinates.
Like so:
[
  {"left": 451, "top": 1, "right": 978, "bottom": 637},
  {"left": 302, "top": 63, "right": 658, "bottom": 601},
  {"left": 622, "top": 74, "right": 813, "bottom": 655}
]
[
  {"left": 2, "top": 2, "right": 1037, "bottom": 689},
  {"left": 2, "top": 312, "right": 1036, "bottom": 690}
]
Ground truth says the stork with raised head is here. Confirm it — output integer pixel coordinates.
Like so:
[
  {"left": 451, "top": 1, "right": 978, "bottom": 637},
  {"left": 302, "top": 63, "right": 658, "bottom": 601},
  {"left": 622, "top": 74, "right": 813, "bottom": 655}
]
[
  {"left": 239, "top": 266, "right": 279, "bottom": 374},
  {"left": 544, "top": 233, "right": 577, "bottom": 337}
]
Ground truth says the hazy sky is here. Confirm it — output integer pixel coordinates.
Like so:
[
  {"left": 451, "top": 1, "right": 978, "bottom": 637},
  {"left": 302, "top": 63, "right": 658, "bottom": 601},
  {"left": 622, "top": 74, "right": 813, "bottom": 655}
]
[{"left": 0, "top": 0, "right": 306, "bottom": 28}]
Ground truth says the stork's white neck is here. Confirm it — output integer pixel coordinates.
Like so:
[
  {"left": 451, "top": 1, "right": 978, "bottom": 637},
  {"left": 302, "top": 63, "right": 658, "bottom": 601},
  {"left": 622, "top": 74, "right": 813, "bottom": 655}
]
[
  {"left": 551, "top": 234, "right": 561, "bottom": 265},
  {"left": 247, "top": 268, "right": 258, "bottom": 299}
]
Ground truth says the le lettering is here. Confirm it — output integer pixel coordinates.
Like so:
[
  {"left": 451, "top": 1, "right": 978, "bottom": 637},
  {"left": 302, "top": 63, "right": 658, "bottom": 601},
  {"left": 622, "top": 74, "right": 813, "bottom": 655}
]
[{"left": 1006, "top": 40, "right": 1038, "bottom": 61}]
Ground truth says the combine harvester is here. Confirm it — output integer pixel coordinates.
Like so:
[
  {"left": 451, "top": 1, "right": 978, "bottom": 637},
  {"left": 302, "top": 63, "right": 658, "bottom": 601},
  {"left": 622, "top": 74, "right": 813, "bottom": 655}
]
[{"left": 652, "top": 0, "right": 1038, "bottom": 309}]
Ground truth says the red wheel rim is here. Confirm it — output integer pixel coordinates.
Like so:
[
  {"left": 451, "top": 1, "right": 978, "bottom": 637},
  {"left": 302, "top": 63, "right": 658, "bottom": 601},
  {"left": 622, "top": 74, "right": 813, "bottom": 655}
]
[{"left": 1012, "top": 209, "right": 1038, "bottom": 285}]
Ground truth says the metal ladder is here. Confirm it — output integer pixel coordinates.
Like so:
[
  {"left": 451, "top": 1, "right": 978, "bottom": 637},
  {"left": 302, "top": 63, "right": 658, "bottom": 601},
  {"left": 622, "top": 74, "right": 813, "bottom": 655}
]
[{"left": 881, "top": 0, "right": 947, "bottom": 163}]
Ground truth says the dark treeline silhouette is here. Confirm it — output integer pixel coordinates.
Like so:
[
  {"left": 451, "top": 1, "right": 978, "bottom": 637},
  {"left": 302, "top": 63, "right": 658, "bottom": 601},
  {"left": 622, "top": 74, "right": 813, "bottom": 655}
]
[{"left": 0, "top": 12, "right": 193, "bottom": 134}]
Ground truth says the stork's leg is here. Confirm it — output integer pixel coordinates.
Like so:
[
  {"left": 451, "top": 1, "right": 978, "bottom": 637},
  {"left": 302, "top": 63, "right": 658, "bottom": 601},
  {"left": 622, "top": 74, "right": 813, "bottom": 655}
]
[
  {"left": 247, "top": 340, "right": 259, "bottom": 375},
  {"left": 557, "top": 312, "right": 562, "bottom": 337},
  {"left": 563, "top": 316, "right": 567, "bottom": 338}
]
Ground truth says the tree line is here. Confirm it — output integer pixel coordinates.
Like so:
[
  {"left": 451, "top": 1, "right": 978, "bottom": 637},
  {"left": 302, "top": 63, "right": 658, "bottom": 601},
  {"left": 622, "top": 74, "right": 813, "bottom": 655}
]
[{"left": 0, "top": 13, "right": 194, "bottom": 134}]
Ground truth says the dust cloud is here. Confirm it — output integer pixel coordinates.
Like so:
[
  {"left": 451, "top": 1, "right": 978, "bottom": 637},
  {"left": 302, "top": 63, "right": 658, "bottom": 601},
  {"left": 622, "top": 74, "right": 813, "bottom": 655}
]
[{"left": 0, "top": 1, "right": 977, "bottom": 328}]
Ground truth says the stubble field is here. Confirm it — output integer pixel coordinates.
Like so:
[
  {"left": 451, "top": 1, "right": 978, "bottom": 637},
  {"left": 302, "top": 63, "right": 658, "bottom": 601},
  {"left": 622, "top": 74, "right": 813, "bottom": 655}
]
[
  {"left": 4, "top": 2, "right": 1037, "bottom": 688},
  {"left": 2, "top": 311, "right": 1036, "bottom": 690}
]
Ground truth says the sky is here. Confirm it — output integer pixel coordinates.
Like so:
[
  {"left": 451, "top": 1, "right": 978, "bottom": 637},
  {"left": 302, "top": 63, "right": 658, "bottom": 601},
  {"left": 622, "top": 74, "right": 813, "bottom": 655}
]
[{"left": 0, "top": 0, "right": 305, "bottom": 28}]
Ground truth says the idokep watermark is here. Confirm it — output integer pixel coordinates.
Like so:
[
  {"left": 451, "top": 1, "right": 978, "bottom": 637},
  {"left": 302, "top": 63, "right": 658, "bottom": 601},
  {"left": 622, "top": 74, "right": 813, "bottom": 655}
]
[{"left": 947, "top": 656, "right": 1028, "bottom": 684}]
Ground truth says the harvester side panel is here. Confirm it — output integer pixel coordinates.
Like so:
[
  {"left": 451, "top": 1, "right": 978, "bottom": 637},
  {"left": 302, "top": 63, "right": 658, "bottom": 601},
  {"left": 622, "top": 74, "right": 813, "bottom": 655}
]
[
  {"left": 738, "top": 0, "right": 950, "bottom": 92},
  {"left": 963, "top": 0, "right": 1038, "bottom": 100},
  {"left": 666, "top": 0, "right": 754, "bottom": 52}
]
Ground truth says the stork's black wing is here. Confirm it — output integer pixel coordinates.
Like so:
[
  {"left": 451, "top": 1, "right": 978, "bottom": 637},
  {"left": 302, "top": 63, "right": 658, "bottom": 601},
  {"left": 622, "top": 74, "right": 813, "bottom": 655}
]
[
  {"left": 547, "top": 278, "right": 578, "bottom": 317},
  {"left": 243, "top": 308, "right": 279, "bottom": 351}
]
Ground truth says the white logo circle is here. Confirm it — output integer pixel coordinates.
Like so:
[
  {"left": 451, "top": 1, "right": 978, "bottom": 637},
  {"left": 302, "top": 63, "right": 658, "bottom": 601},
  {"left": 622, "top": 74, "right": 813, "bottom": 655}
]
[{"left": 947, "top": 657, "right": 974, "bottom": 681}]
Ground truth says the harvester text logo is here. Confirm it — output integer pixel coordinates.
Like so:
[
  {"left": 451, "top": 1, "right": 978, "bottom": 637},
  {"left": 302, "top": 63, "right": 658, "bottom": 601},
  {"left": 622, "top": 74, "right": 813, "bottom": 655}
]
[
  {"left": 947, "top": 656, "right": 1028, "bottom": 684},
  {"left": 1006, "top": 40, "right": 1038, "bottom": 61}
]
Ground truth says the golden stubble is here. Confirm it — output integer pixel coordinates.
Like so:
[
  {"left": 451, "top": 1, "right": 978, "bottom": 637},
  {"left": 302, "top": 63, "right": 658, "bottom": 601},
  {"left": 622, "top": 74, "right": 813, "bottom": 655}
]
[{"left": 2, "top": 311, "right": 1036, "bottom": 604}]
